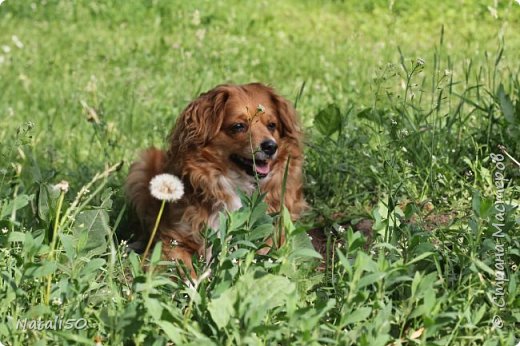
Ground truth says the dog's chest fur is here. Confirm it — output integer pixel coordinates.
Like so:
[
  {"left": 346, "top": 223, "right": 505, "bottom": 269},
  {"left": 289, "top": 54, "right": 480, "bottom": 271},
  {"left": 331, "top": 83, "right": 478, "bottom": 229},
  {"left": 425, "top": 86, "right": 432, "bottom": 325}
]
[{"left": 207, "top": 170, "right": 258, "bottom": 230}]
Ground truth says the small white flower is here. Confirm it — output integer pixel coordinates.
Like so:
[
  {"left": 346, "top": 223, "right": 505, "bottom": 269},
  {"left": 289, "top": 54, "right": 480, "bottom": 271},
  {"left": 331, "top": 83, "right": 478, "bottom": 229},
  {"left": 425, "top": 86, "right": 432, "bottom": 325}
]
[
  {"left": 170, "top": 239, "right": 179, "bottom": 247},
  {"left": 266, "top": 258, "right": 273, "bottom": 264},
  {"left": 12, "top": 35, "right": 24, "bottom": 49},
  {"left": 401, "top": 147, "right": 408, "bottom": 153},
  {"left": 51, "top": 297, "right": 62, "bottom": 306},
  {"left": 391, "top": 119, "right": 397, "bottom": 126},
  {"left": 1, "top": 45, "right": 10, "bottom": 53},
  {"left": 53, "top": 180, "right": 69, "bottom": 193},
  {"left": 256, "top": 104, "right": 265, "bottom": 113},
  {"left": 192, "top": 10, "right": 201, "bottom": 26},
  {"left": 195, "top": 29, "right": 206, "bottom": 41},
  {"left": 1, "top": 227, "right": 8, "bottom": 234},
  {"left": 308, "top": 236, "right": 313, "bottom": 241},
  {"left": 149, "top": 174, "right": 184, "bottom": 202},
  {"left": 338, "top": 225, "right": 345, "bottom": 234},
  {"left": 416, "top": 58, "right": 425, "bottom": 66},
  {"left": 252, "top": 259, "right": 257, "bottom": 264},
  {"left": 120, "top": 240, "right": 128, "bottom": 247}
]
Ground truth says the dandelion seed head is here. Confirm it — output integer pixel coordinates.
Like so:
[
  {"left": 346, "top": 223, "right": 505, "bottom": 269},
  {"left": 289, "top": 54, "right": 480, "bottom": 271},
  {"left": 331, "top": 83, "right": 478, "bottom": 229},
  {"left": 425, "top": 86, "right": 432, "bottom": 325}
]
[
  {"left": 149, "top": 174, "right": 184, "bottom": 202},
  {"left": 53, "top": 180, "right": 69, "bottom": 193}
]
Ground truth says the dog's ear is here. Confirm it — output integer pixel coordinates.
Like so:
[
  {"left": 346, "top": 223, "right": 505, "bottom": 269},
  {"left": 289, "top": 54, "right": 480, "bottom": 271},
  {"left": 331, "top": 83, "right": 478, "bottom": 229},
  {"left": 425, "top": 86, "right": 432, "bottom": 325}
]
[
  {"left": 269, "top": 90, "right": 302, "bottom": 143},
  {"left": 171, "top": 85, "right": 230, "bottom": 152}
]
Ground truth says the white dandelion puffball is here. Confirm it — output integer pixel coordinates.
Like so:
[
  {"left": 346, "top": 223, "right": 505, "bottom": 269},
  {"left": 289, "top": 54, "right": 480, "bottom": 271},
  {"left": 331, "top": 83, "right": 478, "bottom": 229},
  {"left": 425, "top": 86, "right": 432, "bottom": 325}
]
[
  {"left": 149, "top": 174, "right": 184, "bottom": 202},
  {"left": 53, "top": 180, "right": 70, "bottom": 193}
]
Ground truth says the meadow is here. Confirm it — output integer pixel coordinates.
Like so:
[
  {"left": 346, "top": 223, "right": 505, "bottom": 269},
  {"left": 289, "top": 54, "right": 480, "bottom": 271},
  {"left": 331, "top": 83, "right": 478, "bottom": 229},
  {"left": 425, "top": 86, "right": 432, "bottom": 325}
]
[{"left": 0, "top": 0, "right": 519, "bottom": 345}]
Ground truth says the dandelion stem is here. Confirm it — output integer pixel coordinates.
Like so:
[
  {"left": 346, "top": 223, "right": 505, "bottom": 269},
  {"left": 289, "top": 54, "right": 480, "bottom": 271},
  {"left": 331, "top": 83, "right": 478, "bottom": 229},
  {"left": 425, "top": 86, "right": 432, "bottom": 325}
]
[
  {"left": 498, "top": 144, "right": 520, "bottom": 168},
  {"left": 141, "top": 200, "right": 166, "bottom": 268},
  {"left": 45, "top": 190, "right": 65, "bottom": 305}
]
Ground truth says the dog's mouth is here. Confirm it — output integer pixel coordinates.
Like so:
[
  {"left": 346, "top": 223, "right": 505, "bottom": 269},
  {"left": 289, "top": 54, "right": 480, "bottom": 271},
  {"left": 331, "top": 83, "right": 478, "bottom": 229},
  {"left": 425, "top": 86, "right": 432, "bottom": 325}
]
[{"left": 230, "top": 154, "right": 271, "bottom": 178}]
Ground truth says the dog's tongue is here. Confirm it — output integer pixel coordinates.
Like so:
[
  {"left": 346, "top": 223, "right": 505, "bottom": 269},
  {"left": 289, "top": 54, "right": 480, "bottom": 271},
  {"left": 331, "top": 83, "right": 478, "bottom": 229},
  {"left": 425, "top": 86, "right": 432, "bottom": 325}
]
[{"left": 255, "top": 163, "right": 270, "bottom": 175}]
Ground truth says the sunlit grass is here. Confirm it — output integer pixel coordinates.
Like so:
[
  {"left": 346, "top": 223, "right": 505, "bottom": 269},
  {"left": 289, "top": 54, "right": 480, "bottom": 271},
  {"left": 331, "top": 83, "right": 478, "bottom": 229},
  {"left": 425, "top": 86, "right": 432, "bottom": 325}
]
[{"left": 0, "top": 1, "right": 519, "bottom": 345}]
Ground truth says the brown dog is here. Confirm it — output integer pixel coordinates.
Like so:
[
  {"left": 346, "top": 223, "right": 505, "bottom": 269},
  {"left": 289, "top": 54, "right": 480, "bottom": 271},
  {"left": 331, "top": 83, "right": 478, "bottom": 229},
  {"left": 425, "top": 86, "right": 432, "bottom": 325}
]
[{"left": 126, "top": 83, "right": 306, "bottom": 276}]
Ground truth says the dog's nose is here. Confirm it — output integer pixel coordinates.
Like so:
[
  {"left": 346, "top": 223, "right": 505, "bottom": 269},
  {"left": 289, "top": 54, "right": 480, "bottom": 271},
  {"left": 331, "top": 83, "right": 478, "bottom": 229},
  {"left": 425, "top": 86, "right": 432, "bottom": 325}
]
[{"left": 260, "top": 140, "right": 278, "bottom": 156}]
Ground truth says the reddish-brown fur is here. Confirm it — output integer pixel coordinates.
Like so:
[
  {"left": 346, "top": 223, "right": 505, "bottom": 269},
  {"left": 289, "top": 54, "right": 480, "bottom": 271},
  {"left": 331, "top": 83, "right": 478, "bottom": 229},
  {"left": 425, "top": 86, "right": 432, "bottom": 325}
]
[{"left": 126, "top": 83, "right": 306, "bottom": 277}]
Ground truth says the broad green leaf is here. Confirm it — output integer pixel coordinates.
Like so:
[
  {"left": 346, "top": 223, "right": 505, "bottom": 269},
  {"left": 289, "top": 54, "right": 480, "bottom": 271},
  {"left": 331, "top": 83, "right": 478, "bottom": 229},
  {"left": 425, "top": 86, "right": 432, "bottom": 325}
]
[
  {"left": 208, "top": 288, "right": 236, "bottom": 329},
  {"left": 288, "top": 247, "right": 322, "bottom": 260},
  {"left": 472, "top": 258, "right": 494, "bottom": 276},
  {"left": 1, "top": 194, "right": 34, "bottom": 219},
  {"left": 80, "top": 258, "right": 106, "bottom": 277},
  {"left": 249, "top": 223, "right": 273, "bottom": 241},
  {"left": 405, "top": 252, "right": 435, "bottom": 265},
  {"left": 314, "top": 104, "right": 342, "bottom": 136},
  {"left": 145, "top": 297, "right": 163, "bottom": 321},
  {"left": 37, "top": 184, "right": 50, "bottom": 221},
  {"left": 249, "top": 201, "right": 268, "bottom": 226},
  {"left": 156, "top": 321, "right": 183, "bottom": 344},
  {"left": 497, "top": 83, "right": 515, "bottom": 124},
  {"left": 358, "top": 272, "right": 386, "bottom": 289},
  {"left": 24, "top": 261, "right": 57, "bottom": 278},
  {"left": 8, "top": 231, "right": 25, "bottom": 243},
  {"left": 60, "top": 234, "right": 76, "bottom": 261},
  {"left": 150, "top": 242, "right": 162, "bottom": 264},
  {"left": 341, "top": 307, "right": 372, "bottom": 325},
  {"left": 73, "top": 208, "right": 111, "bottom": 256}
]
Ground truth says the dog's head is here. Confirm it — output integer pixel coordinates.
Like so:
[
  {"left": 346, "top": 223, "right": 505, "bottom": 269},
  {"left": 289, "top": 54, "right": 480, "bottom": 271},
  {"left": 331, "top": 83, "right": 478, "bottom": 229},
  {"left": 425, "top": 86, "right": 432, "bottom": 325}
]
[{"left": 171, "top": 83, "right": 301, "bottom": 179}]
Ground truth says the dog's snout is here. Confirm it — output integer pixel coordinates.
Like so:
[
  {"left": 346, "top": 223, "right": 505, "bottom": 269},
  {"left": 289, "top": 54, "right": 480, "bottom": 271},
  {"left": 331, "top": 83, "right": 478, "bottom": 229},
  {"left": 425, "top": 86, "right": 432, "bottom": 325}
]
[{"left": 260, "top": 139, "right": 278, "bottom": 156}]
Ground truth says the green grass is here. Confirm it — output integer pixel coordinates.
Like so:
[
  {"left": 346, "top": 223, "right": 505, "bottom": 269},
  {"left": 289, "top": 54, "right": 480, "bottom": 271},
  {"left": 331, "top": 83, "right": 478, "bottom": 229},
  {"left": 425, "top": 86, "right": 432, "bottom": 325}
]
[{"left": 1, "top": 0, "right": 519, "bottom": 345}]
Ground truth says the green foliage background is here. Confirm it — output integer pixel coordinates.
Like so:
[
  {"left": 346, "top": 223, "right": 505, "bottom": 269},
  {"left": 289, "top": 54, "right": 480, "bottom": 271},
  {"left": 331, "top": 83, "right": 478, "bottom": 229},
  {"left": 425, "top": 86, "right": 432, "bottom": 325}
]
[{"left": 0, "top": 1, "right": 519, "bottom": 345}]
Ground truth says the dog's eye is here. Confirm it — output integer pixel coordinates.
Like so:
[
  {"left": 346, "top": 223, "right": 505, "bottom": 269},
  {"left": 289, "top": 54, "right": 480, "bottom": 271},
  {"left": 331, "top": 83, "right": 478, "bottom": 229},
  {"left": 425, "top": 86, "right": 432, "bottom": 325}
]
[
  {"left": 267, "top": 122, "right": 277, "bottom": 132},
  {"left": 230, "top": 123, "right": 247, "bottom": 133}
]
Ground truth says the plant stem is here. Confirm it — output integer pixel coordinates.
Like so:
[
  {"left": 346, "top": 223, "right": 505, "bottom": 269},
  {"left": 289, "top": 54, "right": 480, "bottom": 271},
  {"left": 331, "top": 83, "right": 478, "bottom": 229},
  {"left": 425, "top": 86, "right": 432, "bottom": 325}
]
[
  {"left": 45, "top": 190, "right": 65, "bottom": 304},
  {"left": 141, "top": 200, "right": 166, "bottom": 268}
]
